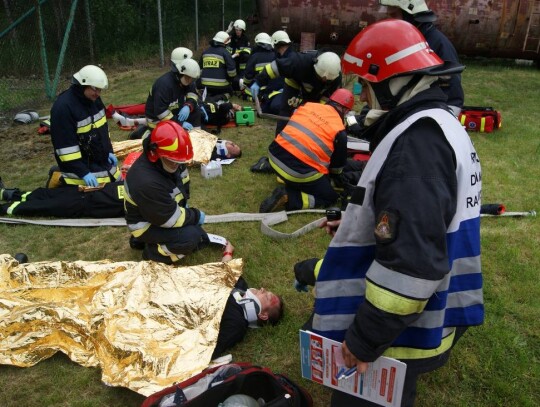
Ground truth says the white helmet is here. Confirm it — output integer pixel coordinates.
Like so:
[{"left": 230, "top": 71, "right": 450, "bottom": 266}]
[
  {"left": 177, "top": 59, "right": 201, "bottom": 79},
  {"left": 271, "top": 30, "right": 291, "bottom": 46},
  {"left": 378, "top": 0, "right": 429, "bottom": 14},
  {"left": 233, "top": 19, "right": 246, "bottom": 31},
  {"left": 213, "top": 31, "right": 231, "bottom": 45},
  {"left": 171, "top": 47, "right": 193, "bottom": 65},
  {"left": 73, "top": 65, "right": 108, "bottom": 89},
  {"left": 255, "top": 32, "right": 273, "bottom": 46},
  {"left": 313, "top": 52, "right": 341, "bottom": 80}
]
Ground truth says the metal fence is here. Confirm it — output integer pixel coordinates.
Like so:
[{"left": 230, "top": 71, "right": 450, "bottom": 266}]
[{"left": 0, "top": 0, "right": 253, "bottom": 122}]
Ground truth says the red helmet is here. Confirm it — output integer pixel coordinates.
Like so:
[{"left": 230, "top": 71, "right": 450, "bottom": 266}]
[
  {"left": 147, "top": 121, "right": 193, "bottom": 163},
  {"left": 329, "top": 88, "right": 354, "bottom": 110},
  {"left": 342, "top": 19, "right": 463, "bottom": 83}
]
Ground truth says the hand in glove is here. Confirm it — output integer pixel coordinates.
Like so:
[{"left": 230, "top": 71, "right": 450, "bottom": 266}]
[
  {"left": 330, "top": 172, "right": 346, "bottom": 190},
  {"left": 198, "top": 211, "right": 206, "bottom": 225},
  {"left": 82, "top": 173, "right": 98, "bottom": 187},
  {"left": 178, "top": 105, "right": 190, "bottom": 121},
  {"left": 287, "top": 96, "right": 303, "bottom": 107},
  {"left": 227, "top": 21, "right": 234, "bottom": 33},
  {"left": 182, "top": 121, "right": 193, "bottom": 131},
  {"left": 294, "top": 258, "right": 318, "bottom": 287},
  {"left": 294, "top": 279, "right": 309, "bottom": 292},
  {"left": 108, "top": 152, "right": 118, "bottom": 166},
  {"left": 200, "top": 105, "right": 209, "bottom": 122},
  {"left": 250, "top": 82, "right": 260, "bottom": 99}
]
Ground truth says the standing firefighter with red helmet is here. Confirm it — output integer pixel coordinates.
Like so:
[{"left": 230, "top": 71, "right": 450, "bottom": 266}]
[
  {"left": 259, "top": 88, "right": 354, "bottom": 213},
  {"left": 305, "top": 20, "right": 483, "bottom": 406},
  {"left": 124, "top": 121, "right": 209, "bottom": 264}
]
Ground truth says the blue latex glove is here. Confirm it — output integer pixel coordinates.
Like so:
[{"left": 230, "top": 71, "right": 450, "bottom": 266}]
[
  {"left": 178, "top": 105, "right": 190, "bottom": 121},
  {"left": 182, "top": 121, "right": 193, "bottom": 131},
  {"left": 250, "top": 82, "right": 260, "bottom": 99},
  {"left": 108, "top": 152, "right": 118, "bottom": 166},
  {"left": 198, "top": 211, "right": 206, "bottom": 225},
  {"left": 82, "top": 172, "right": 98, "bottom": 187},
  {"left": 200, "top": 105, "right": 209, "bottom": 122},
  {"left": 294, "top": 279, "right": 309, "bottom": 293}
]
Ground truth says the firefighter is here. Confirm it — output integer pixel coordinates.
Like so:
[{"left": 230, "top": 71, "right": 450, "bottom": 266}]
[
  {"left": 379, "top": 0, "right": 464, "bottom": 115},
  {"left": 124, "top": 121, "right": 209, "bottom": 265},
  {"left": 145, "top": 54, "right": 202, "bottom": 133},
  {"left": 226, "top": 19, "right": 251, "bottom": 89},
  {"left": 50, "top": 65, "right": 120, "bottom": 187},
  {"left": 198, "top": 31, "right": 237, "bottom": 98},
  {"left": 258, "top": 88, "right": 353, "bottom": 213},
  {"left": 271, "top": 30, "right": 294, "bottom": 58},
  {"left": 305, "top": 20, "right": 483, "bottom": 406},
  {"left": 242, "top": 32, "right": 283, "bottom": 114},
  {"left": 250, "top": 50, "right": 342, "bottom": 135}
]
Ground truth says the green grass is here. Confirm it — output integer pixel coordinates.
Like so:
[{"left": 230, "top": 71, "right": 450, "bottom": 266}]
[{"left": 1, "top": 60, "right": 539, "bottom": 407}]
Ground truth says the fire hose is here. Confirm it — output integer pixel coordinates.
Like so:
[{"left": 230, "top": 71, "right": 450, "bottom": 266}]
[
  {"left": 0, "top": 205, "right": 535, "bottom": 238},
  {"left": 253, "top": 95, "right": 290, "bottom": 121}
]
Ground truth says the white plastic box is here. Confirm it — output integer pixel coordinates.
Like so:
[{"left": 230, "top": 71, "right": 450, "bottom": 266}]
[{"left": 200, "top": 160, "right": 222, "bottom": 179}]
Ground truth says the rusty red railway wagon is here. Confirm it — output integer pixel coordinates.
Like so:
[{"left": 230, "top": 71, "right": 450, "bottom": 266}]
[{"left": 253, "top": 0, "right": 540, "bottom": 63}]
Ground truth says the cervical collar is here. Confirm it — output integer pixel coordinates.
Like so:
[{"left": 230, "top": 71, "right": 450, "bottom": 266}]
[
  {"left": 216, "top": 140, "right": 229, "bottom": 158},
  {"left": 232, "top": 288, "right": 261, "bottom": 329}
]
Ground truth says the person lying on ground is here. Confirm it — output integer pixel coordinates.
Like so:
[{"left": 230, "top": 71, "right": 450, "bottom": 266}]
[
  {"left": 212, "top": 276, "right": 284, "bottom": 359},
  {"left": 0, "top": 154, "right": 141, "bottom": 218}
]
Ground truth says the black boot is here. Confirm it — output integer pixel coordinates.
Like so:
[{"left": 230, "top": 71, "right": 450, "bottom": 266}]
[
  {"left": 250, "top": 156, "right": 274, "bottom": 173},
  {"left": 259, "top": 186, "right": 288, "bottom": 213},
  {"left": 129, "top": 236, "right": 145, "bottom": 250},
  {"left": 14, "top": 253, "right": 29, "bottom": 264},
  {"left": 0, "top": 186, "right": 21, "bottom": 202},
  {"left": 142, "top": 244, "right": 174, "bottom": 265}
]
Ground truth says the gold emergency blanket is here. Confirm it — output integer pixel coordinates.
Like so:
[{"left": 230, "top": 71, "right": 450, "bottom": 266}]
[
  {"left": 112, "top": 129, "right": 218, "bottom": 165},
  {"left": 0, "top": 254, "right": 243, "bottom": 396}
]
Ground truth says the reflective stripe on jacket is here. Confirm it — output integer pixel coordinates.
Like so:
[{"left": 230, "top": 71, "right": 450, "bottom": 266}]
[
  {"left": 50, "top": 85, "right": 117, "bottom": 183},
  {"left": 199, "top": 46, "right": 237, "bottom": 90},
  {"left": 274, "top": 103, "right": 344, "bottom": 175}
]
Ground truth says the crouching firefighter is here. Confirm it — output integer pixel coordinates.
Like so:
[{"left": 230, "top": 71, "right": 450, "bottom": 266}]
[{"left": 124, "top": 121, "right": 209, "bottom": 265}]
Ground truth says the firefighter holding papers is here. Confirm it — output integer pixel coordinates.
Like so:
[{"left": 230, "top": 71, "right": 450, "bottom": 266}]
[{"left": 304, "top": 20, "right": 484, "bottom": 406}]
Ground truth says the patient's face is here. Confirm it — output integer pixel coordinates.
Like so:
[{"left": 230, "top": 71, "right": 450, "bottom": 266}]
[
  {"left": 225, "top": 141, "right": 241, "bottom": 158},
  {"left": 249, "top": 288, "right": 280, "bottom": 314}
]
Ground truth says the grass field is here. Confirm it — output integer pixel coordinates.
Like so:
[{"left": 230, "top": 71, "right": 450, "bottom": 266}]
[{"left": 0, "top": 60, "right": 539, "bottom": 407}]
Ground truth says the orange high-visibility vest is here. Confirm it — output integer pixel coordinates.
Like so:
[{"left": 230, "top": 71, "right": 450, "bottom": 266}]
[{"left": 275, "top": 103, "right": 344, "bottom": 174}]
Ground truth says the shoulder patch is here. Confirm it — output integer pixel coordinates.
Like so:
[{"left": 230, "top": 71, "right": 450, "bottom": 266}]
[{"left": 374, "top": 210, "right": 399, "bottom": 244}]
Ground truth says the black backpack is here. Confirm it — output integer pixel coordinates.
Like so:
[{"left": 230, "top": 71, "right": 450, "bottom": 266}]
[{"left": 141, "top": 362, "right": 313, "bottom": 407}]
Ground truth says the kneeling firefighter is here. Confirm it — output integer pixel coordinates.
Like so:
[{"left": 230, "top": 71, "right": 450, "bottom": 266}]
[{"left": 124, "top": 121, "right": 208, "bottom": 265}]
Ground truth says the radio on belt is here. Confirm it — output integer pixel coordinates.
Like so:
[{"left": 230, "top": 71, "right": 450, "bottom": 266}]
[{"left": 325, "top": 207, "right": 341, "bottom": 221}]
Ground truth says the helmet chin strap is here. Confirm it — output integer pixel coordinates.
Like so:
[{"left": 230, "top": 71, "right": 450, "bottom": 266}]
[
  {"left": 160, "top": 157, "right": 180, "bottom": 173},
  {"left": 372, "top": 74, "right": 423, "bottom": 110}
]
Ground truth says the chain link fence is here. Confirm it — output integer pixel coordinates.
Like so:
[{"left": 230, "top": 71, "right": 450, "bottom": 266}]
[{"left": 0, "top": 0, "right": 254, "bottom": 123}]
